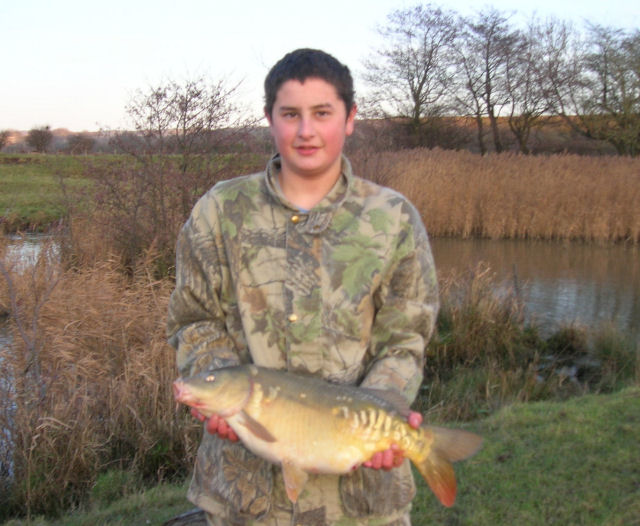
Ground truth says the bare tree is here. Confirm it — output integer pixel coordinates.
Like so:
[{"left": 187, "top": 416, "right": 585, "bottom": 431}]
[
  {"left": 120, "top": 76, "right": 259, "bottom": 213},
  {"left": 453, "top": 8, "right": 521, "bottom": 153},
  {"left": 363, "top": 4, "right": 458, "bottom": 146},
  {"left": 26, "top": 126, "right": 53, "bottom": 153},
  {"left": 65, "top": 134, "right": 95, "bottom": 154},
  {"left": 88, "top": 75, "right": 261, "bottom": 274},
  {"left": 542, "top": 22, "right": 640, "bottom": 156},
  {"left": 124, "top": 77, "right": 254, "bottom": 160},
  {"left": 580, "top": 25, "right": 640, "bottom": 155},
  {"left": 504, "top": 17, "right": 553, "bottom": 154},
  {"left": 452, "top": 28, "right": 489, "bottom": 154}
]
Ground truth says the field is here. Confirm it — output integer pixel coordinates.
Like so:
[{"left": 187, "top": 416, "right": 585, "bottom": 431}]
[
  {"left": 0, "top": 155, "right": 89, "bottom": 232},
  {"left": 1, "top": 150, "right": 639, "bottom": 522}
]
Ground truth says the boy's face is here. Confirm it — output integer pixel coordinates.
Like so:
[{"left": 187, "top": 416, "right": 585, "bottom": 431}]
[{"left": 266, "top": 77, "right": 356, "bottom": 182}]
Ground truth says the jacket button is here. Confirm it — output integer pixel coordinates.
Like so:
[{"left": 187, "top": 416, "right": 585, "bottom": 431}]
[
  {"left": 288, "top": 313, "right": 298, "bottom": 322},
  {"left": 291, "top": 215, "right": 300, "bottom": 224}
]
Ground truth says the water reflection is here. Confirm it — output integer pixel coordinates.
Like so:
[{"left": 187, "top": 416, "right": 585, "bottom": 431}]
[
  {"left": 431, "top": 238, "right": 640, "bottom": 341},
  {"left": 5, "top": 234, "right": 52, "bottom": 268}
]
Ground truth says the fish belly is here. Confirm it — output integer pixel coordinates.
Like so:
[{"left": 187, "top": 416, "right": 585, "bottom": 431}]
[{"left": 228, "top": 400, "right": 380, "bottom": 474}]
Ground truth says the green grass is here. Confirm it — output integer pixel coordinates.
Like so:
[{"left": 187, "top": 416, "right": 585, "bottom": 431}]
[
  {"left": 0, "top": 154, "right": 90, "bottom": 231},
  {"left": 3, "top": 388, "right": 637, "bottom": 526},
  {"left": 412, "top": 387, "right": 640, "bottom": 525},
  {"left": 0, "top": 481, "right": 194, "bottom": 526}
]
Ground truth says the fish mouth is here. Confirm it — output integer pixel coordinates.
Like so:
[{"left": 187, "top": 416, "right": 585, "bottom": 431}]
[{"left": 173, "top": 379, "right": 200, "bottom": 406}]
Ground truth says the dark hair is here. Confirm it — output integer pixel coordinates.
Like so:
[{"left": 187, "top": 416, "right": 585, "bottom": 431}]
[{"left": 264, "top": 48, "right": 355, "bottom": 118}]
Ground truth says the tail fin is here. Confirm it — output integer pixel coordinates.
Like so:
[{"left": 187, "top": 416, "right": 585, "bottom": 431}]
[{"left": 412, "top": 426, "right": 482, "bottom": 507}]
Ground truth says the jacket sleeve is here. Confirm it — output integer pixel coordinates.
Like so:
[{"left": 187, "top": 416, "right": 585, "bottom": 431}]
[
  {"left": 167, "top": 193, "right": 241, "bottom": 377},
  {"left": 360, "top": 201, "right": 439, "bottom": 404}
]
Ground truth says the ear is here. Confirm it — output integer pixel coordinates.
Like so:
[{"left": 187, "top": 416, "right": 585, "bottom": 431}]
[
  {"left": 345, "top": 104, "right": 357, "bottom": 136},
  {"left": 264, "top": 107, "right": 273, "bottom": 127}
]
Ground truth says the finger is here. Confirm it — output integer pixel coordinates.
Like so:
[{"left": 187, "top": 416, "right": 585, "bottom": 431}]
[
  {"left": 370, "top": 451, "right": 383, "bottom": 470},
  {"left": 205, "top": 414, "right": 220, "bottom": 435},
  {"left": 190, "top": 408, "right": 205, "bottom": 422},
  {"left": 217, "top": 418, "right": 230, "bottom": 438},
  {"left": 381, "top": 448, "right": 394, "bottom": 470},
  {"left": 227, "top": 427, "right": 239, "bottom": 442},
  {"left": 408, "top": 411, "right": 423, "bottom": 429}
]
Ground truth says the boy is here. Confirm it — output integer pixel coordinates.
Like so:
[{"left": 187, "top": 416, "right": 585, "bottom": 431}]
[{"left": 168, "top": 48, "right": 439, "bottom": 526}]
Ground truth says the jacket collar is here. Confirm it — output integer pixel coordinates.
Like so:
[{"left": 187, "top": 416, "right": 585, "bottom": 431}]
[{"left": 264, "top": 153, "right": 352, "bottom": 214}]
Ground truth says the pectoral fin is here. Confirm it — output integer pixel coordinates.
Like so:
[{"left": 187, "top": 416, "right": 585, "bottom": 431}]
[
  {"left": 281, "top": 459, "right": 308, "bottom": 503},
  {"left": 239, "top": 410, "right": 276, "bottom": 442}
]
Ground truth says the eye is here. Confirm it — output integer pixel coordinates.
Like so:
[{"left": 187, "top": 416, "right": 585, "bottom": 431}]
[{"left": 205, "top": 374, "right": 215, "bottom": 382}]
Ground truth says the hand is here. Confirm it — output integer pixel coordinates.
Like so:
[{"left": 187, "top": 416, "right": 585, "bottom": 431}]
[
  {"left": 190, "top": 408, "right": 239, "bottom": 442},
  {"left": 363, "top": 410, "right": 422, "bottom": 470}
]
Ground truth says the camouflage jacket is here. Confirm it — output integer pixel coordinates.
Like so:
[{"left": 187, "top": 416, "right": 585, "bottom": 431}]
[{"left": 167, "top": 155, "right": 439, "bottom": 525}]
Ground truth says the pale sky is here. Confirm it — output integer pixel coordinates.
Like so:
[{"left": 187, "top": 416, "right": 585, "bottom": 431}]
[{"left": 1, "top": 0, "right": 638, "bottom": 132}]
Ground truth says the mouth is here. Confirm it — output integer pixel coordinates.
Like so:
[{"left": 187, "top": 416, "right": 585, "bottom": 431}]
[{"left": 295, "top": 145, "right": 320, "bottom": 155}]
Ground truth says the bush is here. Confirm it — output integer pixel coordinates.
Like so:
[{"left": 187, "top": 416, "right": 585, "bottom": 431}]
[
  {"left": 76, "top": 153, "right": 265, "bottom": 276},
  {"left": 26, "top": 126, "right": 53, "bottom": 153}
]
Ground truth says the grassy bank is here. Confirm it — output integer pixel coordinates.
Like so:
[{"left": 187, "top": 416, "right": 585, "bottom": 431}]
[
  {"left": 3, "top": 388, "right": 637, "bottom": 526},
  {"left": 414, "top": 387, "right": 640, "bottom": 525}
]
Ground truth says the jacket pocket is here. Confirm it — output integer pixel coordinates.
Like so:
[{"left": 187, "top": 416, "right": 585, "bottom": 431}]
[
  {"left": 194, "top": 435, "right": 273, "bottom": 519},
  {"left": 339, "top": 461, "right": 416, "bottom": 517}
]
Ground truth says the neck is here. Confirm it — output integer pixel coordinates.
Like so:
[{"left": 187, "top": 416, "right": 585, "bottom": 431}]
[{"left": 278, "top": 163, "right": 342, "bottom": 211}]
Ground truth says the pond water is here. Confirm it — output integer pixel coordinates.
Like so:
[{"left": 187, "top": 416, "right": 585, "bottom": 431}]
[
  {"left": 430, "top": 238, "right": 640, "bottom": 342},
  {"left": 2, "top": 236, "right": 639, "bottom": 342}
]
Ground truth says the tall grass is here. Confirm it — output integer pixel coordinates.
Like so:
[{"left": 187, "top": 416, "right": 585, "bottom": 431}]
[
  {"left": 351, "top": 148, "right": 640, "bottom": 244},
  {"left": 0, "top": 237, "right": 200, "bottom": 520},
  {"left": 417, "top": 263, "right": 639, "bottom": 422},
  {"left": 4, "top": 149, "right": 640, "bottom": 246}
]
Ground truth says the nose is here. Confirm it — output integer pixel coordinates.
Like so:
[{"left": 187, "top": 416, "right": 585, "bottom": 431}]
[{"left": 297, "top": 116, "right": 315, "bottom": 139}]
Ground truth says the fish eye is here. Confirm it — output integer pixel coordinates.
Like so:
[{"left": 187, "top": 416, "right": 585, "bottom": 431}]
[{"left": 205, "top": 374, "right": 215, "bottom": 382}]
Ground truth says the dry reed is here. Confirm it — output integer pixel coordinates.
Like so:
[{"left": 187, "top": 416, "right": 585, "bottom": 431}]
[
  {"left": 351, "top": 149, "right": 640, "bottom": 244},
  {"left": 0, "top": 236, "right": 199, "bottom": 518}
]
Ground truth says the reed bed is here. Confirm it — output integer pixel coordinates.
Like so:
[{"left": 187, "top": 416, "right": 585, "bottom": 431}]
[
  {"left": 0, "top": 239, "right": 200, "bottom": 519},
  {"left": 351, "top": 149, "right": 640, "bottom": 244}
]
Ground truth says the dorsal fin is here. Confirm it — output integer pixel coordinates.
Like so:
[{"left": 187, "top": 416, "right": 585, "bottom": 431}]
[{"left": 358, "top": 387, "right": 411, "bottom": 417}]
